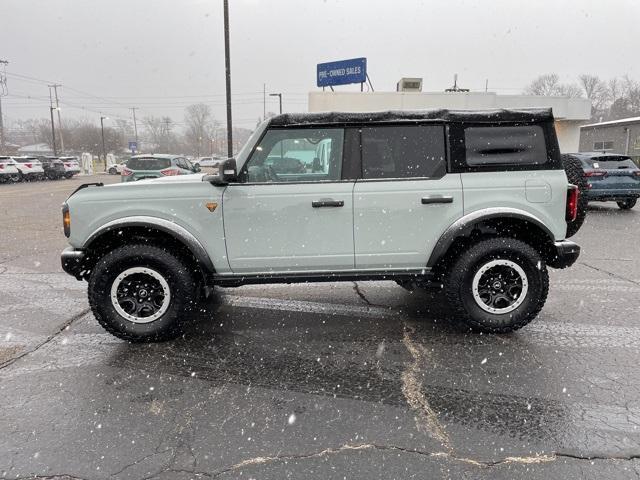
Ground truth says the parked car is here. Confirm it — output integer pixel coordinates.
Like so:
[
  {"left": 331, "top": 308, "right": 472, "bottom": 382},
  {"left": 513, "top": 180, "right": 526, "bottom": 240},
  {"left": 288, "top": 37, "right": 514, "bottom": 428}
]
[
  {"left": 194, "top": 156, "right": 222, "bottom": 168},
  {"left": 108, "top": 162, "right": 127, "bottom": 175},
  {"left": 58, "top": 156, "right": 82, "bottom": 178},
  {"left": 563, "top": 152, "right": 640, "bottom": 209},
  {"left": 38, "top": 157, "right": 67, "bottom": 180},
  {"left": 0, "top": 156, "right": 20, "bottom": 183},
  {"left": 121, "top": 154, "right": 201, "bottom": 182},
  {"left": 62, "top": 108, "right": 582, "bottom": 342},
  {"left": 12, "top": 156, "right": 44, "bottom": 181}
]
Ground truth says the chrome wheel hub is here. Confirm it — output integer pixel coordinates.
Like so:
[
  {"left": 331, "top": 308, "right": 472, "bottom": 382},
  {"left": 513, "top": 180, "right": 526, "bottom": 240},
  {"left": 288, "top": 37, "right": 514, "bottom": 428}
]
[
  {"left": 472, "top": 259, "right": 528, "bottom": 314},
  {"left": 110, "top": 267, "right": 171, "bottom": 324}
]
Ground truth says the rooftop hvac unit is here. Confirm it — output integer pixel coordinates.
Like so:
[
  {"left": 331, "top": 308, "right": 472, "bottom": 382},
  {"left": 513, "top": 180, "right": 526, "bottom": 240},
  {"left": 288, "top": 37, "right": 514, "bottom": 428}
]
[{"left": 397, "top": 78, "right": 423, "bottom": 92}]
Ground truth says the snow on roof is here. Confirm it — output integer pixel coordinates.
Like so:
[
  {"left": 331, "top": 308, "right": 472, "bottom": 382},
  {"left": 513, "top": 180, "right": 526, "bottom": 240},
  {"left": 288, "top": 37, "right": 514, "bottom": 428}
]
[
  {"left": 268, "top": 108, "right": 554, "bottom": 127},
  {"left": 581, "top": 116, "right": 640, "bottom": 128}
]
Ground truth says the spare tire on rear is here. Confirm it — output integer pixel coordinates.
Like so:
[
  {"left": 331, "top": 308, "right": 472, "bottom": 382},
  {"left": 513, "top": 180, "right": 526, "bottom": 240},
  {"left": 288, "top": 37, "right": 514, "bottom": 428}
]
[{"left": 561, "top": 154, "right": 588, "bottom": 238}]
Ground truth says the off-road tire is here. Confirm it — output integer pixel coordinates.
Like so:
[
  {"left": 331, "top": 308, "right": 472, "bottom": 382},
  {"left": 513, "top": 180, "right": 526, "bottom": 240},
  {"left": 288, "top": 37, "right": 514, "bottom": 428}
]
[
  {"left": 617, "top": 198, "right": 637, "bottom": 210},
  {"left": 88, "top": 244, "right": 197, "bottom": 342},
  {"left": 444, "top": 238, "right": 549, "bottom": 333},
  {"left": 561, "top": 154, "right": 588, "bottom": 237}
]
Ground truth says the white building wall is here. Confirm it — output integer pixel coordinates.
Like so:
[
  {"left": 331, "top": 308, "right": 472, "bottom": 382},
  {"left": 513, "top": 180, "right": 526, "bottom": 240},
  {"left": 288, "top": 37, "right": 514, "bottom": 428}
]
[{"left": 307, "top": 91, "right": 591, "bottom": 152}]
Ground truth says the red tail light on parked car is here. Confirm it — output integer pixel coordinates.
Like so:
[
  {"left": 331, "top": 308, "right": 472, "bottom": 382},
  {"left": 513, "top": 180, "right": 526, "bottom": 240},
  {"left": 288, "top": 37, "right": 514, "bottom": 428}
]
[
  {"left": 24, "top": 163, "right": 32, "bottom": 168},
  {"left": 584, "top": 170, "right": 607, "bottom": 177},
  {"left": 160, "top": 168, "right": 180, "bottom": 176},
  {"left": 121, "top": 168, "right": 133, "bottom": 176},
  {"left": 566, "top": 185, "right": 579, "bottom": 222}
]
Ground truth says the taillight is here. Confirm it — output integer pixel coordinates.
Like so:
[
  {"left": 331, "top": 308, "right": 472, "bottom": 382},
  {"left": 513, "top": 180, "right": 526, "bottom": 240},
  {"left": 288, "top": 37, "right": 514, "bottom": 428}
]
[
  {"left": 633, "top": 171, "right": 640, "bottom": 177},
  {"left": 62, "top": 204, "right": 71, "bottom": 237},
  {"left": 121, "top": 168, "right": 133, "bottom": 176},
  {"left": 0, "top": 164, "right": 4, "bottom": 170},
  {"left": 160, "top": 168, "right": 180, "bottom": 176},
  {"left": 584, "top": 170, "right": 606, "bottom": 178},
  {"left": 64, "top": 163, "right": 71, "bottom": 167},
  {"left": 25, "top": 163, "right": 32, "bottom": 168},
  {"left": 566, "top": 185, "right": 579, "bottom": 222}
]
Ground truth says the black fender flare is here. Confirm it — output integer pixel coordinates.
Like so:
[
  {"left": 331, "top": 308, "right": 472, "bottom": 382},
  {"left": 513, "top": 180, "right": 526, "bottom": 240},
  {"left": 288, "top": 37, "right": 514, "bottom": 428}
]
[
  {"left": 426, "top": 208, "right": 556, "bottom": 267},
  {"left": 83, "top": 216, "right": 215, "bottom": 273}
]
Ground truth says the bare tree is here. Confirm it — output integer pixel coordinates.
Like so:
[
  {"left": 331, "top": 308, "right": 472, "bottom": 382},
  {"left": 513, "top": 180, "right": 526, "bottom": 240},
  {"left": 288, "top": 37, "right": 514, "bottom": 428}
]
[
  {"left": 184, "top": 103, "right": 216, "bottom": 157},
  {"left": 142, "top": 116, "right": 179, "bottom": 153},
  {"left": 579, "top": 74, "right": 608, "bottom": 118},
  {"left": 524, "top": 73, "right": 582, "bottom": 98}
]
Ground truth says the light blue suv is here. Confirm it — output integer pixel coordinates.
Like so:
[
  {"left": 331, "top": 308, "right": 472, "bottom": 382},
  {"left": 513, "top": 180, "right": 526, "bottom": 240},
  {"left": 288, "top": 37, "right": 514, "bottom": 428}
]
[{"left": 61, "top": 108, "right": 582, "bottom": 342}]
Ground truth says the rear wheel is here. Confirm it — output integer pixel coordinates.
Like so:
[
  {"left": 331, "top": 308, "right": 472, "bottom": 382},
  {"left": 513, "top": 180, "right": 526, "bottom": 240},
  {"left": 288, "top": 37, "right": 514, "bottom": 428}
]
[
  {"left": 108, "top": 167, "right": 117, "bottom": 175},
  {"left": 88, "top": 244, "right": 198, "bottom": 342},
  {"left": 561, "top": 155, "right": 588, "bottom": 237},
  {"left": 617, "top": 198, "right": 637, "bottom": 210},
  {"left": 444, "top": 238, "right": 549, "bottom": 333}
]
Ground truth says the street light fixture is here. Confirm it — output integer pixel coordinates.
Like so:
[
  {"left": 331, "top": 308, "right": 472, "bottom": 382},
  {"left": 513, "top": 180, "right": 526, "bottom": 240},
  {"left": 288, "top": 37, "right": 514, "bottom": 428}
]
[
  {"left": 269, "top": 93, "right": 282, "bottom": 114},
  {"left": 100, "top": 116, "right": 108, "bottom": 172}
]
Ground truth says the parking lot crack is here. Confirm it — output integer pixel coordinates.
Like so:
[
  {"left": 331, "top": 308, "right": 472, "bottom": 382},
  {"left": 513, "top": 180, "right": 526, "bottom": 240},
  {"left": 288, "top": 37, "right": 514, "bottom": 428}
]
[
  {"left": 401, "top": 322, "right": 453, "bottom": 452},
  {"left": 0, "top": 308, "right": 89, "bottom": 370},
  {"left": 352, "top": 282, "right": 384, "bottom": 307},
  {"left": 579, "top": 262, "right": 640, "bottom": 287}
]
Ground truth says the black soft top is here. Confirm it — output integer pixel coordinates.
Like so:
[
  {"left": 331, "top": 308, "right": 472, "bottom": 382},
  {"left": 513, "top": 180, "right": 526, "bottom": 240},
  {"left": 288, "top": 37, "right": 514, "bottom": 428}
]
[{"left": 268, "top": 108, "right": 554, "bottom": 127}]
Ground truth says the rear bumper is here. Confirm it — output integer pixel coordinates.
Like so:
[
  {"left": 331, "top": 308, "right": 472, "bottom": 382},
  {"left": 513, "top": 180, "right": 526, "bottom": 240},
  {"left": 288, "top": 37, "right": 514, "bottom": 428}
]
[
  {"left": 61, "top": 247, "right": 87, "bottom": 280},
  {"left": 548, "top": 240, "right": 580, "bottom": 269},
  {"left": 585, "top": 188, "right": 640, "bottom": 201}
]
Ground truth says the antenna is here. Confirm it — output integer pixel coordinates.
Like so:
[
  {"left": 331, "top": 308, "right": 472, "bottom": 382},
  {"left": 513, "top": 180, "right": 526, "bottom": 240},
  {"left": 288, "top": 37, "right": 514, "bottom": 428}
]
[{"left": 445, "top": 73, "right": 470, "bottom": 92}]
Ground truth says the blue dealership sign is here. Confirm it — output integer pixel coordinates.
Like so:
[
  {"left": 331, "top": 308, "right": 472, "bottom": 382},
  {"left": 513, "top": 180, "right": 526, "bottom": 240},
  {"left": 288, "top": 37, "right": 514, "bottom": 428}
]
[{"left": 317, "top": 57, "right": 367, "bottom": 87}]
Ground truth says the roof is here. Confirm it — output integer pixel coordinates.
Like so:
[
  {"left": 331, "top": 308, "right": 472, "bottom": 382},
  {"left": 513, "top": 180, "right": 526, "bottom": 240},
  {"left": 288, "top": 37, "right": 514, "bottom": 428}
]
[
  {"left": 568, "top": 152, "right": 632, "bottom": 159},
  {"left": 268, "top": 108, "right": 554, "bottom": 127},
  {"left": 580, "top": 116, "right": 640, "bottom": 129},
  {"left": 130, "top": 154, "right": 179, "bottom": 159}
]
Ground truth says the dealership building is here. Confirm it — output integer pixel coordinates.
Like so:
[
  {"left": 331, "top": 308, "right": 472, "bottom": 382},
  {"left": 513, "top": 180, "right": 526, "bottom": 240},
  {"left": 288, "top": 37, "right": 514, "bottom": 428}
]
[
  {"left": 579, "top": 117, "right": 640, "bottom": 162},
  {"left": 308, "top": 89, "right": 591, "bottom": 152}
]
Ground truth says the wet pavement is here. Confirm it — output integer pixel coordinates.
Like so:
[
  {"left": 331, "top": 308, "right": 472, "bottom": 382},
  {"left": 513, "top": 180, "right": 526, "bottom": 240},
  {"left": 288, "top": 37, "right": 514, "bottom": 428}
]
[{"left": 1, "top": 176, "right": 640, "bottom": 479}]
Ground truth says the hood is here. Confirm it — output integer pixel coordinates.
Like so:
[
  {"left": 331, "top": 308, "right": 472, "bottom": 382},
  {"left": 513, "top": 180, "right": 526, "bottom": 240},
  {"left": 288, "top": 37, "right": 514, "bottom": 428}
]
[{"left": 110, "top": 173, "right": 207, "bottom": 187}]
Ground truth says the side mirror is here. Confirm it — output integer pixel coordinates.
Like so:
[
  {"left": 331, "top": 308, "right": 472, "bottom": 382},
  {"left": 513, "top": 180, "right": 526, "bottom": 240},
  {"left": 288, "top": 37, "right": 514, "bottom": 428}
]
[
  {"left": 193, "top": 164, "right": 201, "bottom": 173},
  {"left": 207, "top": 158, "right": 237, "bottom": 185}
]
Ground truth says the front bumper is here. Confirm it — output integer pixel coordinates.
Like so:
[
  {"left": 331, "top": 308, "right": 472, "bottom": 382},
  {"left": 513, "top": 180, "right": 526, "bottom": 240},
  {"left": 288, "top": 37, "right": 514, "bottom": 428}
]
[
  {"left": 548, "top": 240, "right": 580, "bottom": 269},
  {"left": 61, "top": 247, "right": 87, "bottom": 280}
]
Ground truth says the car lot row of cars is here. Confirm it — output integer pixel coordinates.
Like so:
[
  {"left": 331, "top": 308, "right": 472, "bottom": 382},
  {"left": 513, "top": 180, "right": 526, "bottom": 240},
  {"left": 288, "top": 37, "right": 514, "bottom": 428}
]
[
  {"left": 108, "top": 154, "right": 222, "bottom": 182},
  {"left": 0, "top": 156, "right": 81, "bottom": 183}
]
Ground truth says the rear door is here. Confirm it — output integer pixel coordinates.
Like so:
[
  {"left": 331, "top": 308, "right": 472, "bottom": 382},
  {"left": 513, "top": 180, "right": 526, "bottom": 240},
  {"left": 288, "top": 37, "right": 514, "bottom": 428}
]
[
  {"left": 353, "top": 124, "right": 463, "bottom": 270},
  {"left": 223, "top": 127, "right": 356, "bottom": 273}
]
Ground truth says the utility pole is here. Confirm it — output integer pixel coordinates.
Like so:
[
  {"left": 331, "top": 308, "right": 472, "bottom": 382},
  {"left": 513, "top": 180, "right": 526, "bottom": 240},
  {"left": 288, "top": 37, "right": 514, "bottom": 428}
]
[
  {"left": 48, "top": 86, "right": 58, "bottom": 156},
  {"left": 269, "top": 93, "right": 282, "bottom": 114},
  {"left": 49, "top": 84, "right": 64, "bottom": 152},
  {"left": 163, "top": 118, "right": 171, "bottom": 153},
  {"left": 130, "top": 107, "right": 139, "bottom": 146},
  {"left": 0, "top": 59, "right": 8, "bottom": 152},
  {"left": 223, "top": 0, "right": 233, "bottom": 158}
]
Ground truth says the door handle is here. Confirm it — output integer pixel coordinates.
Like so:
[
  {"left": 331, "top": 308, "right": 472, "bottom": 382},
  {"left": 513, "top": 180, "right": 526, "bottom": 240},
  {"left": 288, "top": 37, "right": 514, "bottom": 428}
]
[
  {"left": 421, "top": 195, "right": 454, "bottom": 204},
  {"left": 312, "top": 199, "right": 344, "bottom": 208}
]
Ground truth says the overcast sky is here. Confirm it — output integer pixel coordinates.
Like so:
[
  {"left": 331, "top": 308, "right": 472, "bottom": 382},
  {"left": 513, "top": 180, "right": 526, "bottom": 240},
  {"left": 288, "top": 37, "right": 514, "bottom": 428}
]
[{"left": 2, "top": 0, "right": 640, "bottom": 129}]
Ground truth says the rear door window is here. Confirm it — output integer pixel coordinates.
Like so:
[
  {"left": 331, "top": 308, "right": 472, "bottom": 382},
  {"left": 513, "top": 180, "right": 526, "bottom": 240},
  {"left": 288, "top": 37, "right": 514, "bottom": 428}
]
[
  {"left": 360, "top": 125, "right": 446, "bottom": 179},
  {"left": 465, "top": 125, "right": 547, "bottom": 166}
]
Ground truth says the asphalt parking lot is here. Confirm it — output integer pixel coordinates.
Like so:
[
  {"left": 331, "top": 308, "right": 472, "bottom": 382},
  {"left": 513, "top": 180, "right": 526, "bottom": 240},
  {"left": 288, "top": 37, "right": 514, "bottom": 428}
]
[{"left": 1, "top": 176, "right": 639, "bottom": 479}]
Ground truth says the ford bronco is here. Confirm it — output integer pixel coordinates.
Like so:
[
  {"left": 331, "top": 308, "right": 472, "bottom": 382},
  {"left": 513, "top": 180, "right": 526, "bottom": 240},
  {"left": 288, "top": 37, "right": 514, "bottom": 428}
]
[{"left": 61, "top": 108, "right": 581, "bottom": 342}]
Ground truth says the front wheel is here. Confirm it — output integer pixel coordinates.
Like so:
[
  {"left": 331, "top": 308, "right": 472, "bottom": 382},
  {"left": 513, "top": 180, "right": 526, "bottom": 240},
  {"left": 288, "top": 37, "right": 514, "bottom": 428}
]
[
  {"left": 88, "top": 244, "right": 198, "bottom": 342},
  {"left": 444, "top": 238, "right": 549, "bottom": 333},
  {"left": 617, "top": 198, "right": 637, "bottom": 210},
  {"left": 108, "top": 167, "right": 117, "bottom": 175}
]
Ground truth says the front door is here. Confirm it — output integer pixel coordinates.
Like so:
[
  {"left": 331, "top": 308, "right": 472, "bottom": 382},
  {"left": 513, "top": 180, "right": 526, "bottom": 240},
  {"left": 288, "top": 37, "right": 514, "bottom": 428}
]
[
  {"left": 223, "top": 127, "right": 355, "bottom": 273},
  {"left": 353, "top": 124, "right": 464, "bottom": 270}
]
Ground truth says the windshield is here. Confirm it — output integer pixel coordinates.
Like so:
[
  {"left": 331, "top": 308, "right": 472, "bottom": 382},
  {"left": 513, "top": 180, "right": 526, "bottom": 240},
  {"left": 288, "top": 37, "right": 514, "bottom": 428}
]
[{"left": 127, "top": 157, "right": 171, "bottom": 170}]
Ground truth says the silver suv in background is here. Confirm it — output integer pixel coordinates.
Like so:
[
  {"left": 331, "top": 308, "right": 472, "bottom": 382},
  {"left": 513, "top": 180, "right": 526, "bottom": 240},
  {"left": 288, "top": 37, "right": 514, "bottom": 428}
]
[{"left": 61, "top": 108, "right": 581, "bottom": 342}]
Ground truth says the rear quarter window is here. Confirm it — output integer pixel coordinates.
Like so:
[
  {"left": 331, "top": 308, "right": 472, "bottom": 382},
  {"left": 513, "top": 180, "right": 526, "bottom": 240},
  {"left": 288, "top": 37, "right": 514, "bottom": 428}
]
[{"left": 465, "top": 125, "right": 547, "bottom": 166}]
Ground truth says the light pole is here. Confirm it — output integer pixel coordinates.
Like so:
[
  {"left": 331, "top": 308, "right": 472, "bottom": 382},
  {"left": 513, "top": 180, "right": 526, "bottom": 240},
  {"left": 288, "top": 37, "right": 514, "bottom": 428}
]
[
  {"left": 100, "top": 116, "right": 108, "bottom": 171},
  {"left": 269, "top": 93, "right": 282, "bottom": 114},
  {"left": 223, "top": 0, "right": 233, "bottom": 159}
]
